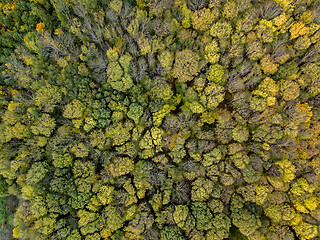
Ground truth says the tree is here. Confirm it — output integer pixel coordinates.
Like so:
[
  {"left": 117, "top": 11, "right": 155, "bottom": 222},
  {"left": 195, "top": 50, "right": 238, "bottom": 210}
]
[
  {"left": 202, "top": 148, "right": 222, "bottom": 166},
  {"left": 247, "top": 41, "right": 264, "bottom": 60},
  {"left": 275, "top": 159, "right": 296, "bottom": 183},
  {"left": 158, "top": 50, "right": 174, "bottom": 72},
  {"left": 255, "top": 19, "right": 276, "bottom": 43},
  {"left": 71, "top": 142, "right": 90, "bottom": 158},
  {"left": 34, "top": 84, "right": 62, "bottom": 112},
  {"left": 203, "top": 83, "right": 225, "bottom": 109},
  {"left": 173, "top": 205, "right": 189, "bottom": 228},
  {"left": 68, "top": 193, "right": 91, "bottom": 210},
  {"left": 191, "top": 8, "right": 217, "bottom": 31},
  {"left": 280, "top": 80, "right": 300, "bottom": 101},
  {"left": 206, "top": 64, "right": 227, "bottom": 85},
  {"left": 78, "top": 209, "right": 97, "bottom": 228},
  {"left": 160, "top": 225, "right": 186, "bottom": 240},
  {"left": 52, "top": 152, "right": 73, "bottom": 168},
  {"left": 294, "top": 35, "right": 311, "bottom": 50},
  {"left": 260, "top": 54, "right": 279, "bottom": 75},
  {"left": 232, "top": 125, "right": 249, "bottom": 143},
  {"left": 180, "top": 3, "right": 192, "bottom": 28},
  {"left": 127, "top": 103, "right": 144, "bottom": 124},
  {"left": 172, "top": 49, "right": 200, "bottom": 82},
  {"left": 97, "top": 185, "right": 114, "bottom": 205},
  {"left": 210, "top": 21, "right": 232, "bottom": 40},
  {"left": 191, "top": 202, "right": 212, "bottom": 231},
  {"left": 31, "top": 114, "right": 56, "bottom": 137},
  {"left": 242, "top": 166, "right": 260, "bottom": 184},
  {"left": 26, "top": 162, "right": 48, "bottom": 185},
  {"left": 168, "top": 137, "right": 187, "bottom": 163},
  {"left": 204, "top": 40, "right": 220, "bottom": 64},
  {"left": 92, "top": 108, "right": 112, "bottom": 128},
  {"left": 106, "top": 157, "right": 134, "bottom": 178},
  {"left": 264, "top": 203, "right": 296, "bottom": 224},
  {"left": 252, "top": 124, "right": 283, "bottom": 144},
  {"left": 253, "top": 77, "right": 279, "bottom": 99},
  {"left": 0, "top": 175, "right": 9, "bottom": 197},
  {"left": 109, "top": 0, "right": 123, "bottom": 15},
  {"left": 138, "top": 37, "right": 152, "bottom": 55},
  {"left": 124, "top": 203, "right": 154, "bottom": 237},
  {"left": 289, "top": 178, "right": 318, "bottom": 214},
  {"left": 293, "top": 221, "right": 318, "bottom": 240},
  {"left": 264, "top": 225, "right": 295, "bottom": 240},
  {"left": 131, "top": 161, "right": 152, "bottom": 199},
  {"left": 231, "top": 208, "right": 261, "bottom": 238},
  {"left": 191, "top": 177, "right": 214, "bottom": 201},
  {"left": 101, "top": 205, "right": 124, "bottom": 238},
  {"left": 229, "top": 151, "right": 249, "bottom": 169},
  {"left": 290, "top": 22, "right": 309, "bottom": 40},
  {"left": 205, "top": 213, "right": 231, "bottom": 240},
  {"left": 150, "top": 79, "right": 174, "bottom": 101},
  {"left": 106, "top": 121, "right": 134, "bottom": 146},
  {"left": 107, "top": 62, "right": 133, "bottom": 92},
  {"left": 223, "top": 0, "right": 238, "bottom": 19},
  {"left": 63, "top": 99, "right": 86, "bottom": 119},
  {"left": 153, "top": 103, "right": 177, "bottom": 127}
]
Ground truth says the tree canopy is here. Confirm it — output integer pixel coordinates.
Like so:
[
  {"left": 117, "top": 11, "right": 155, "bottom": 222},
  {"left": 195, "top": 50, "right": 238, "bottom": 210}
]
[{"left": 1, "top": 0, "right": 320, "bottom": 239}]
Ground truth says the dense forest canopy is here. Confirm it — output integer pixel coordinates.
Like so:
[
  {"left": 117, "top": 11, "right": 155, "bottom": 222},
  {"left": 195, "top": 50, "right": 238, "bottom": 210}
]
[{"left": 0, "top": 0, "right": 320, "bottom": 239}]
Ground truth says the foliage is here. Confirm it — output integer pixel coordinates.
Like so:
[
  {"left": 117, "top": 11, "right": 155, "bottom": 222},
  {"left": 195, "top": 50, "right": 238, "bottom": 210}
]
[
  {"left": 0, "top": 0, "right": 320, "bottom": 239},
  {"left": 172, "top": 49, "right": 200, "bottom": 83}
]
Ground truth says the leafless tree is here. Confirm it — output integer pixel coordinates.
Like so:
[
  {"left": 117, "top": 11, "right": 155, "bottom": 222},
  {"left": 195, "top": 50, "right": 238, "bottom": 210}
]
[
  {"left": 187, "top": 0, "right": 209, "bottom": 11},
  {"left": 260, "top": 1, "right": 283, "bottom": 20}
]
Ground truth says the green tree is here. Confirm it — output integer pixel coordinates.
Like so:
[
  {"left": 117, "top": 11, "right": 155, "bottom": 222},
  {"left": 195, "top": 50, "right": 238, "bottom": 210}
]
[
  {"left": 242, "top": 165, "right": 260, "bottom": 183},
  {"left": 203, "top": 83, "right": 225, "bottom": 109},
  {"left": 160, "top": 225, "right": 186, "bottom": 240},
  {"left": 109, "top": 0, "right": 123, "bottom": 14},
  {"left": 127, "top": 103, "right": 144, "bottom": 124},
  {"left": 229, "top": 151, "right": 249, "bottom": 169},
  {"left": 205, "top": 213, "right": 231, "bottom": 240},
  {"left": 191, "top": 202, "right": 212, "bottom": 231}
]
